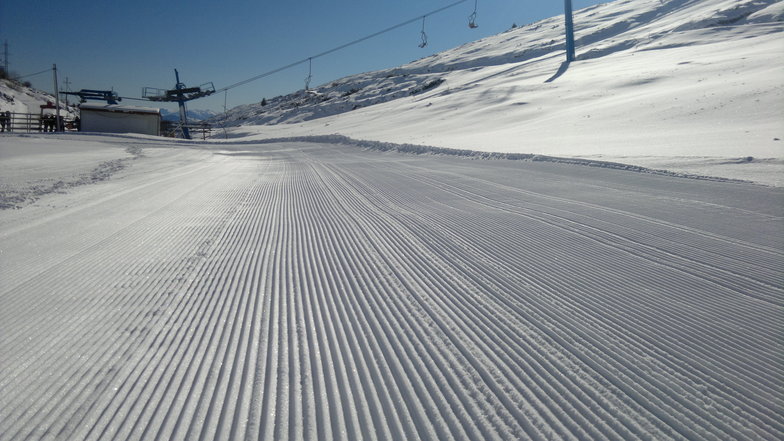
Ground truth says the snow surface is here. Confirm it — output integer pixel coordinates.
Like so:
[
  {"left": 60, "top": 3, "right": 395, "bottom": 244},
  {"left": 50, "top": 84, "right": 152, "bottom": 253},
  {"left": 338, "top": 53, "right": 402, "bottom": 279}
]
[
  {"left": 0, "top": 133, "right": 782, "bottom": 440},
  {"left": 213, "top": 0, "right": 784, "bottom": 186},
  {"left": 1, "top": 79, "right": 54, "bottom": 115},
  {"left": 80, "top": 103, "right": 161, "bottom": 114},
  {"left": 0, "top": 135, "right": 135, "bottom": 209},
  {"left": 0, "top": 79, "right": 76, "bottom": 118},
  {"left": 1, "top": 1, "right": 783, "bottom": 440}
]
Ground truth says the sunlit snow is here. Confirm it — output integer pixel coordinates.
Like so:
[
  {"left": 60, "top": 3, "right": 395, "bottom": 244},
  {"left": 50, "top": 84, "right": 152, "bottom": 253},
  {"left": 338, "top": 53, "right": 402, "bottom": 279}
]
[
  {"left": 1, "top": 1, "right": 783, "bottom": 440},
  {"left": 214, "top": 0, "right": 783, "bottom": 186}
]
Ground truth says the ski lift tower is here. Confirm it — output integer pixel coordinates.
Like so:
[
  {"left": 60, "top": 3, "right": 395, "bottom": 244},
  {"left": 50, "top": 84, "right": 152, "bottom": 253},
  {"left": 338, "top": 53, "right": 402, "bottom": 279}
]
[
  {"left": 564, "top": 0, "right": 576, "bottom": 62},
  {"left": 143, "top": 69, "right": 215, "bottom": 139},
  {"left": 62, "top": 89, "right": 121, "bottom": 104}
]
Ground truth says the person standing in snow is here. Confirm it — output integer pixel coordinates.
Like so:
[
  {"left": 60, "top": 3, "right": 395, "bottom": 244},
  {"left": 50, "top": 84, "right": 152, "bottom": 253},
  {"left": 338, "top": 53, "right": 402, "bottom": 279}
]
[
  {"left": 44, "top": 114, "right": 55, "bottom": 132},
  {"left": 0, "top": 111, "right": 9, "bottom": 132}
]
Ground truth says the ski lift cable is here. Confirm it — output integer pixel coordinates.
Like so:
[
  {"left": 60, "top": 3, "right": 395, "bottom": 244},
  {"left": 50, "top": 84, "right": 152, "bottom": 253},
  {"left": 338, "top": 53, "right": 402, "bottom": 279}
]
[{"left": 216, "top": 0, "right": 468, "bottom": 93}]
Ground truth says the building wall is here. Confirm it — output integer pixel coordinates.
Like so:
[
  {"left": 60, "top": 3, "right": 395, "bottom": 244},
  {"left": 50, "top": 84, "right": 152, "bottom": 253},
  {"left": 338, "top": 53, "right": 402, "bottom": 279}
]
[{"left": 80, "top": 109, "right": 160, "bottom": 136}]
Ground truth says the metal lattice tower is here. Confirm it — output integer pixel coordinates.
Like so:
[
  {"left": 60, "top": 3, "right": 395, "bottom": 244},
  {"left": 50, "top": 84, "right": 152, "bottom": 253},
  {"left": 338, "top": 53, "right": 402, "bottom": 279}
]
[{"left": 143, "top": 69, "right": 215, "bottom": 139}]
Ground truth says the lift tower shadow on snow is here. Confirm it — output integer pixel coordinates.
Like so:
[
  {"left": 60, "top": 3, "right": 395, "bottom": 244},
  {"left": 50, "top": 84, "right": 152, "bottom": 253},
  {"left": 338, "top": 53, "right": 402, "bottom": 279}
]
[
  {"left": 143, "top": 69, "right": 214, "bottom": 139},
  {"left": 546, "top": 0, "right": 577, "bottom": 83}
]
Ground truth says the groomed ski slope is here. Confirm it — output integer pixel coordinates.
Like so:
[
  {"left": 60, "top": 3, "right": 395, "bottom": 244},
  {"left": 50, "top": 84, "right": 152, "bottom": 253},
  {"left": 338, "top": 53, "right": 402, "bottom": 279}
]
[{"left": 1, "top": 136, "right": 782, "bottom": 440}]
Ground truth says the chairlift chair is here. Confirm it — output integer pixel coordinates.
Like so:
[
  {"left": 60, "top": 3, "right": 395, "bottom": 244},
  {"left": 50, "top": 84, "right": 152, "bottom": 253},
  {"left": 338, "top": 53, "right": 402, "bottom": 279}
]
[
  {"left": 419, "top": 16, "right": 428, "bottom": 48},
  {"left": 468, "top": 0, "right": 478, "bottom": 28},
  {"left": 305, "top": 58, "right": 313, "bottom": 90}
]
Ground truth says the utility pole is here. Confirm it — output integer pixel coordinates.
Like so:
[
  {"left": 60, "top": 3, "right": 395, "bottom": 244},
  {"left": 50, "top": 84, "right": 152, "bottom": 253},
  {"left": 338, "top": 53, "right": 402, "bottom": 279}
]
[
  {"left": 564, "top": 0, "right": 576, "bottom": 62},
  {"left": 53, "top": 64, "right": 61, "bottom": 132}
]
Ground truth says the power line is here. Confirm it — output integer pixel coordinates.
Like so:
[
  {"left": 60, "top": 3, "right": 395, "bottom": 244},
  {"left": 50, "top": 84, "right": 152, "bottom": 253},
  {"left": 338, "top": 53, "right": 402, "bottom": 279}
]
[
  {"left": 217, "top": 0, "right": 469, "bottom": 93},
  {"left": 17, "top": 67, "right": 52, "bottom": 79}
]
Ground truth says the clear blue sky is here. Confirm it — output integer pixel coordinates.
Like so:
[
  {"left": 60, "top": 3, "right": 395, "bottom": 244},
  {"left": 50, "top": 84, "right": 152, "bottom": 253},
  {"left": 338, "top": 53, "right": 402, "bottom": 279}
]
[{"left": 1, "top": 0, "right": 605, "bottom": 112}]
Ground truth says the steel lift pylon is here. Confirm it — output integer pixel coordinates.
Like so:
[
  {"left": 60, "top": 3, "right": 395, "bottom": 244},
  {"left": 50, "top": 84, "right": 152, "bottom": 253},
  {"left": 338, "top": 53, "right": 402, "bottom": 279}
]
[{"left": 143, "top": 69, "right": 215, "bottom": 139}]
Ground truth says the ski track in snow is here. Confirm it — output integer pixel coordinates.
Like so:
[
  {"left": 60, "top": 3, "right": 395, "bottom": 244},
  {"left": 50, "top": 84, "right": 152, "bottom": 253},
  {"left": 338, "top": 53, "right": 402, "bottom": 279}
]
[{"left": 1, "top": 140, "right": 782, "bottom": 441}]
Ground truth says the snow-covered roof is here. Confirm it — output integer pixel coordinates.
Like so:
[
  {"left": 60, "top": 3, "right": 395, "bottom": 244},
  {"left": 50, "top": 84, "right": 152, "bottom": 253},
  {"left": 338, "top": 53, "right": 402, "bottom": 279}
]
[{"left": 79, "top": 103, "right": 161, "bottom": 115}]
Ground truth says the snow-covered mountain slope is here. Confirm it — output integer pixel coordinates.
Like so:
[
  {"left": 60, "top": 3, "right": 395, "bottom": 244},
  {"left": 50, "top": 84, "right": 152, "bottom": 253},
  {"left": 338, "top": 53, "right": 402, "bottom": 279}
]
[
  {"left": 1, "top": 78, "right": 77, "bottom": 117},
  {"left": 1, "top": 79, "right": 55, "bottom": 114},
  {"left": 212, "top": 0, "right": 784, "bottom": 185}
]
